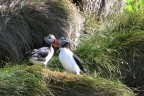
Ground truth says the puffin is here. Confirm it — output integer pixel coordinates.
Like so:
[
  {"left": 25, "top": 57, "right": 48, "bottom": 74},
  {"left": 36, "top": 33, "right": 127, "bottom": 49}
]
[
  {"left": 58, "top": 37, "right": 85, "bottom": 75},
  {"left": 29, "top": 34, "right": 58, "bottom": 67}
]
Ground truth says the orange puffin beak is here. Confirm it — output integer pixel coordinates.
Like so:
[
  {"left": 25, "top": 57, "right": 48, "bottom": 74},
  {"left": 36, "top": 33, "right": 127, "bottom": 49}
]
[{"left": 52, "top": 38, "right": 60, "bottom": 47}]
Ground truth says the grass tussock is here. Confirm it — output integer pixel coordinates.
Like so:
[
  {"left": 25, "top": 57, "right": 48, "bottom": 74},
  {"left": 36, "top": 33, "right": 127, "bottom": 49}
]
[
  {"left": 43, "top": 68, "right": 134, "bottom": 96},
  {"left": 75, "top": 12, "right": 144, "bottom": 95},
  {"left": 0, "top": 64, "right": 135, "bottom": 96},
  {"left": 0, "top": 65, "right": 49, "bottom": 96},
  {"left": 0, "top": 0, "right": 83, "bottom": 64}
]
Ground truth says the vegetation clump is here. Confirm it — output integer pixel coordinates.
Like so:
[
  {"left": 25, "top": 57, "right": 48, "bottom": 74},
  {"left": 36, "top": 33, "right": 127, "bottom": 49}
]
[
  {"left": 0, "top": 65, "right": 135, "bottom": 96},
  {"left": 1, "top": 0, "right": 144, "bottom": 95},
  {"left": 75, "top": 12, "right": 144, "bottom": 95},
  {"left": 0, "top": 0, "right": 83, "bottom": 64}
]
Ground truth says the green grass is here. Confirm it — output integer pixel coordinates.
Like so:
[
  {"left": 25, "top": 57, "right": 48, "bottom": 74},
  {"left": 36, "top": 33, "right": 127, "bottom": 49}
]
[
  {"left": 0, "top": 0, "right": 143, "bottom": 95},
  {"left": 0, "top": 64, "right": 135, "bottom": 96},
  {"left": 0, "top": 65, "right": 49, "bottom": 96},
  {"left": 75, "top": 12, "right": 144, "bottom": 95},
  {"left": 44, "top": 12, "right": 144, "bottom": 95},
  {"left": 47, "top": 55, "right": 64, "bottom": 71}
]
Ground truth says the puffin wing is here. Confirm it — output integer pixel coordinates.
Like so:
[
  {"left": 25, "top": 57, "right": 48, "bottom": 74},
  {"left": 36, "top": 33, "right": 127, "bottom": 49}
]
[
  {"left": 38, "top": 51, "right": 49, "bottom": 58},
  {"left": 73, "top": 54, "right": 84, "bottom": 73},
  {"left": 38, "top": 47, "right": 51, "bottom": 58}
]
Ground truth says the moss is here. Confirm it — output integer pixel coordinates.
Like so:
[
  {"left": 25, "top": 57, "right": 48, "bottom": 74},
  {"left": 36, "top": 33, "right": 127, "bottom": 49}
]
[
  {"left": 0, "top": 65, "right": 135, "bottom": 96},
  {"left": 42, "top": 66, "right": 135, "bottom": 96},
  {"left": 0, "top": 65, "right": 49, "bottom": 96}
]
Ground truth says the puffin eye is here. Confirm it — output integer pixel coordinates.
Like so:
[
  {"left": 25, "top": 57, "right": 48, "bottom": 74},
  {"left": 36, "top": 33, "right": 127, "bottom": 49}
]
[{"left": 48, "top": 37, "right": 51, "bottom": 39}]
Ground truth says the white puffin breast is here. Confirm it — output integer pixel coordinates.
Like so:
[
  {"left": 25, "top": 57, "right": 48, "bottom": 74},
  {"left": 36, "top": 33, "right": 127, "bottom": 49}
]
[{"left": 59, "top": 48, "right": 81, "bottom": 75}]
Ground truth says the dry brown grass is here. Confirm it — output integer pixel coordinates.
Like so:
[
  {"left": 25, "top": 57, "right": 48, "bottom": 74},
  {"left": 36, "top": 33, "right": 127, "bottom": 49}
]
[
  {"left": 42, "top": 67, "right": 78, "bottom": 81},
  {"left": 0, "top": 0, "right": 83, "bottom": 65}
]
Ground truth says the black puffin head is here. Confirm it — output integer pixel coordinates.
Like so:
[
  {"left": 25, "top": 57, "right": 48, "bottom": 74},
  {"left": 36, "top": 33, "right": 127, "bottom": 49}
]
[{"left": 58, "top": 37, "right": 71, "bottom": 49}]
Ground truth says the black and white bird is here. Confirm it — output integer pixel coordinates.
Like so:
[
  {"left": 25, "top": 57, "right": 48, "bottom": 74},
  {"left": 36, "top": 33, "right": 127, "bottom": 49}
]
[
  {"left": 58, "top": 37, "right": 85, "bottom": 75},
  {"left": 29, "top": 34, "right": 58, "bottom": 67}
]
